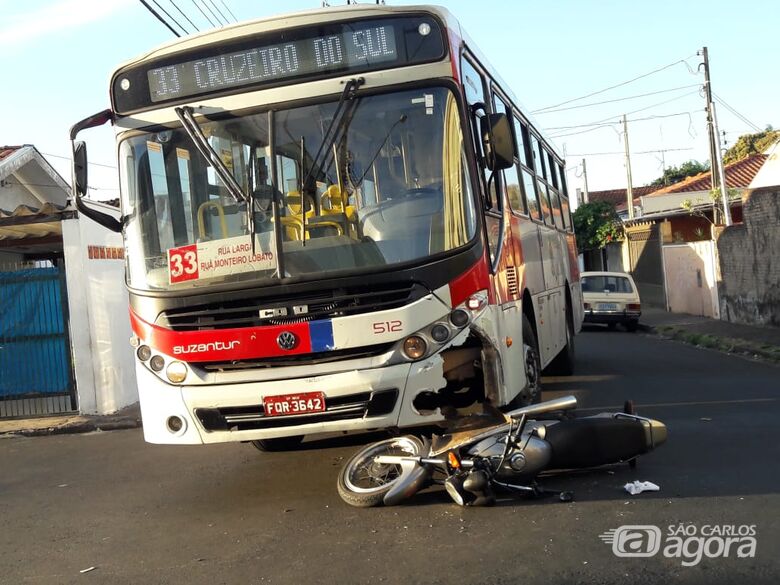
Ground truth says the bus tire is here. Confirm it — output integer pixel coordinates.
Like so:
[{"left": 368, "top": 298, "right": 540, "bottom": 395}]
[
  {"left": 251, "top": 435, "right": 304, "bottom": 452},
  {"left": 522, "top": 313, "right": 543, "bottom": 405}
]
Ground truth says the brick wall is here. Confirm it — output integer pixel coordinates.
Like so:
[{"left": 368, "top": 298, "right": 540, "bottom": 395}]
[{"left": 716, "top": 187, "right": 780, "bottom": 326}]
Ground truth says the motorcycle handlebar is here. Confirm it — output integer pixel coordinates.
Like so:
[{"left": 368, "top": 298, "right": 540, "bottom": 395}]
[{"left": 506, "top": 395, "right": 578, "bottom": 420}]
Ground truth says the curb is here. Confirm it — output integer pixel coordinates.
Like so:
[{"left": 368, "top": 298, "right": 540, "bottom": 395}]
[
  {"left": 3, "top": 418, "right": 142, "bottom": 438},
  {"left": 637, "top": 322, "right": 655, "bottom": 333}
]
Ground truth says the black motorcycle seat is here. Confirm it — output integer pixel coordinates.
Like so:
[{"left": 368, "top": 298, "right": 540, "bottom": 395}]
[{"left": 545, "top": 417, "right": 648, "bottom": 469}]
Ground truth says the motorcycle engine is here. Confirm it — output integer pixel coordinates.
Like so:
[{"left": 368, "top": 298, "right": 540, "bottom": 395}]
[{"left": 467, "top": 429, "right": 552, "bottom": 479}]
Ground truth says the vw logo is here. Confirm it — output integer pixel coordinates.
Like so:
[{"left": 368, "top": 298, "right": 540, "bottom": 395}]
[{"left": 277, "top": 331, "right": 297, "bottom": 350}]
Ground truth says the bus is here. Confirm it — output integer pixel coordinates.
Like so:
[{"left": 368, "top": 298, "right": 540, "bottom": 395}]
[{"left": 70, "top": 4, "right": 583, "bottom": 449}]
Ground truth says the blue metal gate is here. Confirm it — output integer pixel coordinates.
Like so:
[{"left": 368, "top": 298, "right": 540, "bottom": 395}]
[{"left": 0, "top": 261, "right": 76, "bottom": 417}]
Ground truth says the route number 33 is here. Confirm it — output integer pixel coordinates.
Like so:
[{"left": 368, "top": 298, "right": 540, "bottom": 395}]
[{"left": 168, "top": 244, "right": 199, "bottom": 283}]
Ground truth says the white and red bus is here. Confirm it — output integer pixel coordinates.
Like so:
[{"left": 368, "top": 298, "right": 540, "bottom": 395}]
[{"left": 70, "top": 4, "right": 582, "bottom": 449}]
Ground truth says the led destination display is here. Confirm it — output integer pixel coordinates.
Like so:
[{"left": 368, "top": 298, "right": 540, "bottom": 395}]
[
  {"left": 111, "top": 16, "right": 446, "bottom": 113},
  {"left": 148, "top": 25, "right": 397, "bottom": 102}
]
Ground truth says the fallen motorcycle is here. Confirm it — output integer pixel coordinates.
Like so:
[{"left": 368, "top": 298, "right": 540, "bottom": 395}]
[{"left": 337, "top": 395, "right": 666, "bottom": 507}]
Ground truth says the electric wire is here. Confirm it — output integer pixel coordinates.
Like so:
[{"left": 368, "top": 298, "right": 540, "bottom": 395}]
[
  {"left": 533, "top": 84, "right": 701, "bottom": 115},
  {"left": 567, "top": 147, "right": 694, "bottom": 157},
  {"left": 532, "top": 55, "right": 699, "bottom": 113},
  {"left": 190, "top": 0, "right": 216, "bottom": 27},
  {"left": 150, "top": 0, "right": 189, "bottom": 34},
  {"left": 218, "top": 0, "right": 238, "bottom": 22},
  {"left": 713, "top": 94, "right": 762, "bottom": 133},
  {"left": 205, "top": 0, "right": 229, "bottom": 25},
  {"left": 138, "top": 0, "right": 181, "bottom": 36},
  {"left": 549, "top": 111, "right": 700, "bottom": 139},
  {"left": 169, "top": 0, "right": 200, "bottom": 32},
  {"left": 41, "top": 152, "right": 117, "bottom": 169},
  {"left": 200, "top": 0, "right": 226, "bottom": 26}
]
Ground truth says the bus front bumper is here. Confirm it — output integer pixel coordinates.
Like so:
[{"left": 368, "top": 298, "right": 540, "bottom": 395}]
[{"left": 136, "top": 359, "right": 445, "bottom": 445}]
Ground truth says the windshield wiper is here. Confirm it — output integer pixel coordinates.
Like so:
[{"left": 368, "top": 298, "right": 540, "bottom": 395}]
[{"left": 175, "top": 106, "right": 257, "bottom": 252}]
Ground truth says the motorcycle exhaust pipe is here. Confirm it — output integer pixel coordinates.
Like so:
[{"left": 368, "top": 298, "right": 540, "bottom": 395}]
[{"left": 506, "top": 395, "right": 578, "bottom": 420}]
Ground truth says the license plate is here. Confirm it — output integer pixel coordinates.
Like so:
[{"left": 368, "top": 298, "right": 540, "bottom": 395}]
[
  {"left": 263, "top": 392, "right": 326, "bottom": 417},
  {"left": 598, "top": 303, "right": 618, "bottom": 311}
]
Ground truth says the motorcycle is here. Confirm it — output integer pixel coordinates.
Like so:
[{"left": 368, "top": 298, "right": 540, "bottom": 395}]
[{"left": 337, "top": 395, "right": 666, "bottom": 507}]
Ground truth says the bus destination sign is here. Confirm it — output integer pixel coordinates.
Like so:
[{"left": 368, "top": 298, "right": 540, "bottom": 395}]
[
  {"left": 149, "top": 25, "right": 397, "bottom": 103},
  {"left": 111, "top": 16, "right": 445, "bottom": 114}
]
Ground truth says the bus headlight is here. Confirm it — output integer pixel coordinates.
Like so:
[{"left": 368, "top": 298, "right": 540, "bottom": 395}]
[
  {"left": 166, "top": 361, "right": 188, "bottom": 383},
  {"left": 136, "top": 345, "right": 152, "bottom": 361},
  {"left": 403, "top": 336, "right": 427, "bottom": 360}
]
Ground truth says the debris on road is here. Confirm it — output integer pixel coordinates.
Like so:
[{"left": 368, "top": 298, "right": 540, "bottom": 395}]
[
  {"left": 79, "top": 566, "right": 97, "bottom": 574},
  {"left": 624, "top": 480, "right": 660, "bottom": 495}
]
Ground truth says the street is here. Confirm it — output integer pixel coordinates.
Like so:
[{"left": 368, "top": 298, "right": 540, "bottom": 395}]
[{"left": 1, "top": 328, "right": 778, "bottom": 585}]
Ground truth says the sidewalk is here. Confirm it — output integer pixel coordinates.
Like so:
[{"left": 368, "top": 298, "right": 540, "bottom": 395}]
[
  {"left": 0, "top": 402, "right": 141, "bottom": 437},
  {"left": 640, "top": 307, "right": 780, "bottom": 362}
]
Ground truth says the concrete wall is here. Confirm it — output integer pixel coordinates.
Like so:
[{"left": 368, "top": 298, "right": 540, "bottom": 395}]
[
  {"left": 717, "top": 187, "right": 780, "bottom": 327},
  {"left": 62, "top": 203, "right": 137, "bottom": 414},
  {"left": 663, "top": 242, "right": 718, "bottom": 318}
]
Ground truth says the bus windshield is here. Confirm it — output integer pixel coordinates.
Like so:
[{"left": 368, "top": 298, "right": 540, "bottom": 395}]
[{"left": 120, "top": 86, "right": 476, "bottom": 291}]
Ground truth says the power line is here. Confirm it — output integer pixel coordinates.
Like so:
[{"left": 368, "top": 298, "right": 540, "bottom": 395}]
[
  {"left": 532, "top": 55, "right": 698, "bottom": 113},
  {"left": 205, "top": 0, "right": 229, "bottom": 25},
  {"left": 137, "top": 0, "right": 181, "bottom": 37},
  {"left": 199, "top": 0, "right": 225, "bottom": 26},
  {"left": 533, "top": 84, "right": 701, "bottom": 115},
  {"left": 41, "top": 152, "right": 117, "bottom": 170},
  {"left": 713, "top": 93, "right": 761, "bottom": 133},
  {"left": 191, "top": 0, "right": 216, "bottom": 27},
  {"left": 169, "top": 0, "right": 200, "bottom": 32},
  {"left": 549, "top": 111, "right": 700, "bottom": 139},
  {"left": 567, "top": 147, "right": 694, "bottom": 157},
  {"left": 150, "top": 0, "right": 189, "bottom": 34},
  {"left": 218, "top": 0, "right": 238, "bottom": 22}
]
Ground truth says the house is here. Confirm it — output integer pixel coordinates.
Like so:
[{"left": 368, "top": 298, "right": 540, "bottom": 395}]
[{"left": 0, "top": 145, "right": 136, "bottom": 418}]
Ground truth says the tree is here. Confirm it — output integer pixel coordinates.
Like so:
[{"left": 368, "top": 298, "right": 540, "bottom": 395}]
[
  {"left": 723, "top": 129, "right": 779, "bottom": 164},
  {"left": 572, "top": 201, "right": 623, "bottom": 254},
  {"left": 648, "top": 160, "right": 708, "bottom": 188}
]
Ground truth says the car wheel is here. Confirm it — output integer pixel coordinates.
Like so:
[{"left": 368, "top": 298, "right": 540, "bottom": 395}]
[{"left": 625, "top": 320, "right": 639, "bottom": 332}]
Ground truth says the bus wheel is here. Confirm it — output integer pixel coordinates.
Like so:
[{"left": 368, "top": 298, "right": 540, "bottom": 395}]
[
  {"left": 522, "top": 313, "right": 543, "bottom": 405},
  {"left": 545, "top": 303, "right": 576, "bottom": 376},
  {"left": 251, "top": 436, "right": 304, "bottom": 452}
]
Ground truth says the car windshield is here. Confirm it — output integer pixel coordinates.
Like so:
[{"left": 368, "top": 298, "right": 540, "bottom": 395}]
[
  {"left": 119, "top": 86, "right": 476, "bottom": 291},
  {"left": 581, "top": 275, "right": 634, "bottom": 293}
]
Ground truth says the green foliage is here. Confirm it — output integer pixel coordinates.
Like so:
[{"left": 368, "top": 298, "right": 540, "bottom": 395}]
[
  {"left": 648, "top": 160, "right": 708, "bottom": 188},
  {"left": 723, "top": 130, "right": 780, "bottom": 164},
  {"left": 572, "top": 201, "right": 623, "bottom": 253}
]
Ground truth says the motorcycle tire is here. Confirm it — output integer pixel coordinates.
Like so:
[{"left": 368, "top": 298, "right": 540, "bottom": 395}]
[{"left": 337, "top": 436, "right": 425, "bottom": 507}]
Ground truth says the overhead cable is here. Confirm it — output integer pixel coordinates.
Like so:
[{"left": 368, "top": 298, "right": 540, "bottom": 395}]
[
  {"left": 533, "top": 84, "right": 701, "bottom": 114},
  {"left": 138, "top": 0, "right": 181, "bottom": 36},
  {"left": 218, "top": 0, "right": 238, "bottom": 22},
  {"left": 205, "top": 0, "right": 229, "bottom": 25},
  {"left": 713, "top": 94, "right": 762, "bottom": 133},
  {"left": 191, "top": 0, "right": 216, "bottom": 27},
  {"left": 169, "top": 0, "right": 200, "bottom": 32},
  {"left": 150, "top": 0, "right": 188, "bottom": 34},
  {"left": 532, "top": 55, "right": 699, "bottom": 113}
]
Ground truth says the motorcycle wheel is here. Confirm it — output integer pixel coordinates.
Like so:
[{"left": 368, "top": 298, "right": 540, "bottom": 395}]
[{"left": 337, "top": 436, "right": 425, "bottom": 507}]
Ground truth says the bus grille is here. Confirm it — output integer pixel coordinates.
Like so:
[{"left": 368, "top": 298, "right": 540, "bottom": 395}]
[
  {"left": 194, "top": 389, "right": 398, "bottom": 432},
  {"left": 158, "top": 283, "right": 423, "bottom": 331},
  {"left": 198, "top": 344, "right": 394, "bottom": 371}
]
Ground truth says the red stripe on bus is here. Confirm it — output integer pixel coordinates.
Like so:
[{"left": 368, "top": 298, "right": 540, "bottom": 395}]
[
  {"left": 448, "top": 260, "right": 490, "bottom": 308},
  {"left": 129, "top": 309, "right": 312, "bottom": 362}
]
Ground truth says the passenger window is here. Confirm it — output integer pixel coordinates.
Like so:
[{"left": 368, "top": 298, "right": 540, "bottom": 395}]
[
  {"left": 530, "top": 134, "right": 546, "bottom": 179},
  {"left": 522, "top": 169, "right": 540, "bottom": 221},
  {"left": 514, "top": 118, "right": 529, "bottom": 168},
  {"left": 547, "top": 152, "right": 559, "bottom": 189},
  {"left": 504, "top": 164, "right": 524, "bottom": 214},
  {"left": 552, "top": 190, "right": 564, "bottom": 230},
  {"left": 537, "top": 178, "right": 553, "bottom": 226},
  {"left": 560, "top": 194, "right": 571, "bottom": 231}
]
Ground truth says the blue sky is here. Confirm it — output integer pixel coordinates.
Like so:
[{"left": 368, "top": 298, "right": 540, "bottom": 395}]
[{"left": 3, "top": 0, "right": 778, "bottom": 200}]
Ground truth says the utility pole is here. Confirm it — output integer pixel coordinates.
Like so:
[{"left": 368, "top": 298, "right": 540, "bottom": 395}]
[
  {"left": 712, "top": 101, "right": 733, "bottom": 225},
  {"left": 700, "top": 47, "right": 731, "bottom": 226},
  {"left": 581, "top": 158, "right": 590, "bottom": 204},
  {"left": 623, "top": 114, "right": 635, "bottom": 220}
]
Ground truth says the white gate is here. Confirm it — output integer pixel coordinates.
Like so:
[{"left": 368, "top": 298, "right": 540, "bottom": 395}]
[{"left": 662, "top": 241, "right": 719, "bottom": 318}]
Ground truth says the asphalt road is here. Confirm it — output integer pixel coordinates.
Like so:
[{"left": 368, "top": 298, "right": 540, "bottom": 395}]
[{"left": 1, "top": 327, "right": 778, "bottom": 585}]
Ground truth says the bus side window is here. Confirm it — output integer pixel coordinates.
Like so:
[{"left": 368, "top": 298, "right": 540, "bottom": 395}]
[
  {"left": 522, "top": 168, "right": 541, "bottom": 221},
  {"left": 537, "top": 178, "right": 554, "bottom": 226},
  {"left": 530, "top": 134, "right": 546, "bottom": 180}
]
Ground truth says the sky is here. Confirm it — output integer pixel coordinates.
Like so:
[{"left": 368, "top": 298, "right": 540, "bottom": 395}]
[{"left": 3, "top": 0, "right": 778, "bottom": 204}]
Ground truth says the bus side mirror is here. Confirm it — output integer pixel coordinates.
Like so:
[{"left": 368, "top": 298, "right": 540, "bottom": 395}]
[
  {"left": 73, "top": 141, "right": 88, "bottom": 197},
  {"left": 480, "top": 113, "right": 514, "bottom": 171}
]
